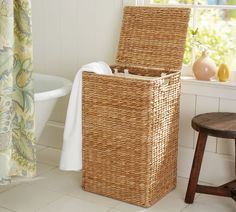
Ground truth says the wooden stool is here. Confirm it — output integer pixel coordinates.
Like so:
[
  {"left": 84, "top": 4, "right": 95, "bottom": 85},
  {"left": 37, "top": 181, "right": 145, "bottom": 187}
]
[{"left": 185, "top": 112, "right": 236, "bottom": 204}]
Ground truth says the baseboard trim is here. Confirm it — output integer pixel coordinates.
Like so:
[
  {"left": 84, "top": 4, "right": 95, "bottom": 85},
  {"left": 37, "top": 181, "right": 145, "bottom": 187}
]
[
  {"left": 47, "top": 120, "right": 65, "bottom": 129},
  {"left": 38, "top": 121, "right": 64, "bottom": 149}
]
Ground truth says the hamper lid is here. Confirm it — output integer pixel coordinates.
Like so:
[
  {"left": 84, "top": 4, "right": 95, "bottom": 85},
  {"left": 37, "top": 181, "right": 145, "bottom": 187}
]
[{"left": 116, "top": 6, "right": 190, "bottom": 71}]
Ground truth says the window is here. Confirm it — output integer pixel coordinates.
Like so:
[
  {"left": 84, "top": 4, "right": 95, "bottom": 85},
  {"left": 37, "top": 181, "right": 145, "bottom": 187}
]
[{"left": 123, "top": 0, "right": 236, "bottom": 74}]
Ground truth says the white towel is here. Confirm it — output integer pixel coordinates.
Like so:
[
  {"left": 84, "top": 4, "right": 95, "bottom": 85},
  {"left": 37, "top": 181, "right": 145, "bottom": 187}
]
[{"left": 60, "top": 62, "right": 113, "bottom": 171}]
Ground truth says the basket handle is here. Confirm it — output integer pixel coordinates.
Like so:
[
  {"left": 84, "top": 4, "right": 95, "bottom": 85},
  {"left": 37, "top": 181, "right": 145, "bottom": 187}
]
[{"left": 159, "top": 72, "right": 180, "bottom": 92}]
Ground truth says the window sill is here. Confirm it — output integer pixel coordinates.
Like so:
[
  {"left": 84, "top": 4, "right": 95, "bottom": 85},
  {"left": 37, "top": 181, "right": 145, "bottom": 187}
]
[
  {"left": 181, "top": 64, "right": 236, "bottom": 90},
  {"left": 181, "top": 76, "right": 236, "bottom": 100},
  {"left": 181, "top": 76, "right": 236, "bottom": 89}
]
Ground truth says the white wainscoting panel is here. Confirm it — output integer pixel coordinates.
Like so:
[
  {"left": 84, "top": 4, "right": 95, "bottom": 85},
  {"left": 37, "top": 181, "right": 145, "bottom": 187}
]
[
  {"left": 217, "top": 98, "right": 236, "bottom": 155},
  {"left": 194, "top": 96, "right": 219, "bottom": 153},
  {"left": 179, "top": 94, "right": 196, "bottom": 148},
  {"left": 179, "top": 78, "right": 236, "bottom": 182}
]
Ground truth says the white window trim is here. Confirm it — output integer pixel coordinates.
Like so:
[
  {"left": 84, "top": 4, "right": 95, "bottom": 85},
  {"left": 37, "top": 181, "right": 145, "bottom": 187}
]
[{"left": 123, "top": 0, "right": 236, "bottom": 9}]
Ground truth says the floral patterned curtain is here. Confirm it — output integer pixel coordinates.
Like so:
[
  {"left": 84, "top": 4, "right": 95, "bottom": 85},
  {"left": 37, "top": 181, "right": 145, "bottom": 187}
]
[{"left": 0, "top": 0, "right": 36, "bottom": 184}]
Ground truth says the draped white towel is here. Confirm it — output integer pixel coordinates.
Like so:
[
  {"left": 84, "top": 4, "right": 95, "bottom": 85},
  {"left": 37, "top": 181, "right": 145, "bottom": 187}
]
[{"left": 60, "top": 62, "right": 113, "bottom": 171}]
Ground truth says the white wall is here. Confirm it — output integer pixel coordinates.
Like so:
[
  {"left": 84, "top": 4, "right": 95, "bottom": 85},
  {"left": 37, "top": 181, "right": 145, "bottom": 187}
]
[{"left": 31, "top": 0, "right": 123, "bottom": 123}]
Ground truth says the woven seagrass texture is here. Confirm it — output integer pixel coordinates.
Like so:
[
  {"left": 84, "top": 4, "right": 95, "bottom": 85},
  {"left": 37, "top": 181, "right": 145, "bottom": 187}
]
[
  {"left": 82, "top": 70, "right": 181, "bottom": 207},
  {"left": 82, "top": 6, "right": 190, "bottom": 208},
  {"left": 117, "top": 6, "right": 190, "bottom": 70}
]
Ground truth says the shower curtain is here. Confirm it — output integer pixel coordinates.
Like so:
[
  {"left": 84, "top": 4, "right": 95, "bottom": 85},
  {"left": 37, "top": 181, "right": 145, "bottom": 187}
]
[{"left": 0, "top": 0, "right": 36, "bottom": 184}]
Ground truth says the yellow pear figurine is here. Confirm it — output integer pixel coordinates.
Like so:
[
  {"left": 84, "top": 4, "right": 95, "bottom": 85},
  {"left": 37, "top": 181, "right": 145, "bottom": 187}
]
[{"left": 218, "top": 63, "right": 230, "bottom": 82}]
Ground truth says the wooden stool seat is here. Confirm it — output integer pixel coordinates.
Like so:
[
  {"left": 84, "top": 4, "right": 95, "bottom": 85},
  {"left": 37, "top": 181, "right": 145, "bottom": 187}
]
[
  {"left": 185, "top": 112, "right": 236, "bottom": 204},
  {"left": 192, "top": 112, "right": 236, "bottom": 139}
]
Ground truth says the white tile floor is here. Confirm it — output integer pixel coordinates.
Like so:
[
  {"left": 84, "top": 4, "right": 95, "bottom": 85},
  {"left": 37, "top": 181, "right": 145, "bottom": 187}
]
[{"left": 0, "top": 146, "right": 236, "bottom": 212}]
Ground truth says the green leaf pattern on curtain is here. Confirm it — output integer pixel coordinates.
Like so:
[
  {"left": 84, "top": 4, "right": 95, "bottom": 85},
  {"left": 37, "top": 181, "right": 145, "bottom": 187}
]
[{"left": 0, "top": 0, "right": 35, "bottom": 184}]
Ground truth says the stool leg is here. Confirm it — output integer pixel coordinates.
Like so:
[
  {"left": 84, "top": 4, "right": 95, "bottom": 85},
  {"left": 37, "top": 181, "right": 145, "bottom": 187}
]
[{"left": 185, "top": 132, "right": 208, "bottom": 204}]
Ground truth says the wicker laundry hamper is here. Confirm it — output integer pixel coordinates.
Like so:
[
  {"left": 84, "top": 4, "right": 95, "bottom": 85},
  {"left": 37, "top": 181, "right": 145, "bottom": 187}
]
[{"left": 82, "top": 6, "right": 190, "bottom": 208}]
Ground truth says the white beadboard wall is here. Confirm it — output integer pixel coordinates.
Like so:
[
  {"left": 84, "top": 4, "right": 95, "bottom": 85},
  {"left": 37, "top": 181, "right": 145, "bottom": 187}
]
[
  {"left": 178, "top": 79, "right": 236, "bottom": 184},
  {"left": 31, "top": 0, "right": 123, "bottom": 123}
]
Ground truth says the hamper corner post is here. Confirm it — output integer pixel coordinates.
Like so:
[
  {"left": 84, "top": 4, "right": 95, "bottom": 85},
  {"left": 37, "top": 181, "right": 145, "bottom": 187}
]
[{"left": 82, "top": 6, "right": 190, "bottom": 208}]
